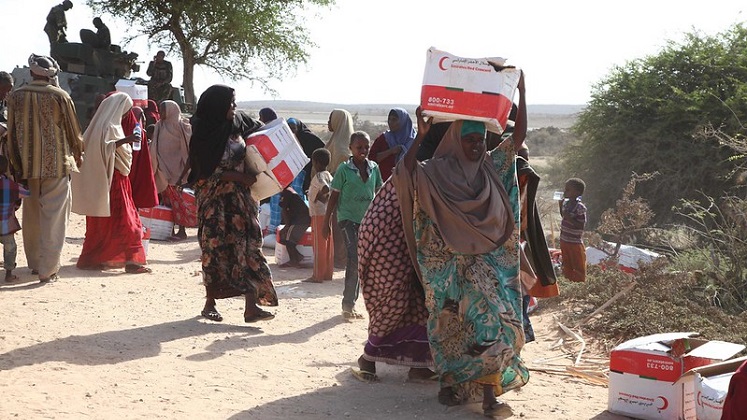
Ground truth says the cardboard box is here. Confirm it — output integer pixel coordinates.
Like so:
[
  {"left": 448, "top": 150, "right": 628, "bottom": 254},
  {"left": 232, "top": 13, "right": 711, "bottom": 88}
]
[
  {"left": 607, "top": 332, "right": 744, "bottom": 419},
  {"left": 245, "top": 118, "right": 309, "bottom": 201},
  {"left": 420, "top": 47, "right": 521, "bottom": 132},
  {"left": 115, "top": 79, "right": 148, "bottom": 108},
  {"left": 676, "top": 356, "right": 747, "bottom": 420},
  {"left": 139, "top": 205, "right": 174, "bottom": 241}
]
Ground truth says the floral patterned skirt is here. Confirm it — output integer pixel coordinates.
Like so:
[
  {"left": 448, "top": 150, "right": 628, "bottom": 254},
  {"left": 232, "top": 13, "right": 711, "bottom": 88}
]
[{"left": 195, "top": 179, "right": 277, "bottom": 305}]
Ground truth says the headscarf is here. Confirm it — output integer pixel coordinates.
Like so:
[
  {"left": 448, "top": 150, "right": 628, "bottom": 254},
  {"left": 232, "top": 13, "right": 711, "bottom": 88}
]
[
  {"left": 383, "top": 108, "right": 416, "bottom": 161},
  {"left": 394, "top": 120, "right": 514, "bottom": 255},
  {"left": 151, "top": 100, "right": 191, "bottom": 192},
  {"left": 72, "top": 92, "right": 133, "bottom": 217},
  {"left": 259, "top": 107, "right": 277, "bottom": 123},
  {"left": 144, "top": 99, "right": 161, "bottom": 126},
  {"left": 28, "top": 54, "right": 61, "bottom": 87},
  {"left": 325, "top": 109, "right": 354, "bottom": 174},
  {"left": 188, "top": 84, "right": 263, "bottom": 183},
  {"left": 290, "top": 118, "right": 325, "bottom": 192}
]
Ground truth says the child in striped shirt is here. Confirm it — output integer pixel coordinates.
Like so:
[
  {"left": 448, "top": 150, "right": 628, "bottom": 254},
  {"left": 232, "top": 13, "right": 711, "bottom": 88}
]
[{"left": 558, "top": 178, "right": 587, "bottom": 282}]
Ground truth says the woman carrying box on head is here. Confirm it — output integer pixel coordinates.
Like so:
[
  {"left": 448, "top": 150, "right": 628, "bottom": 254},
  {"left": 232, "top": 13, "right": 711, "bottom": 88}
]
[
  {"left": 392, "top": 72, "right": 529, "bottom": 417},
  {"left": 188, "top": 84, "right": 278, "bottom": 323}
]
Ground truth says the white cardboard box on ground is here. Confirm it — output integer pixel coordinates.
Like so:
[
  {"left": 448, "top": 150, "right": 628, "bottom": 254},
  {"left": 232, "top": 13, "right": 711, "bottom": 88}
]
[
  {"left": 274, "top": 225, "right": 313, "bottom": 265},
  {"left": 676, "top": 356, "right": 747, "bottom": 420},
  {"left": 420, "top": 47, "right": 521, "bottom": 132},
  {"left": 607, "top": 332, "right": 744, "bottom": 420},
  {"left": 115, "top": 79, "right": 148, "bottom": 108},
  {"left": 245, "top": 118, "right": 309, "bottom": 201}
]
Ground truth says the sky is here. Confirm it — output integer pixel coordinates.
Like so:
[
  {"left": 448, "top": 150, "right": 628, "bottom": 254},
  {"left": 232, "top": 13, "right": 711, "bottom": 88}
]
[{"left": 1, "top": 0, "right": 745, "bottom": 106}]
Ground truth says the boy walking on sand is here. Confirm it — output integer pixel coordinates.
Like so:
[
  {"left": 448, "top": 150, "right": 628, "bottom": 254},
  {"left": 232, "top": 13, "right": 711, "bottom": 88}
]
[
  {"left": 305, "top": 149, "right": 334, "bottom": 282},
  {"left": 322, "top": 132, "right": 382, "bottom": 319},
  {"left": 0, "top": 155, "right": 29, "bottom": 282},
  {"left": 558, "top": 178, "right": 587, "bottom": 282}
]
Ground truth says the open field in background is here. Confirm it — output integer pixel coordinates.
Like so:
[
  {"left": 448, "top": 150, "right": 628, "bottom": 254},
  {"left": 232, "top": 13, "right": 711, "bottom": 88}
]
[{"left": 238, "top": 101, "right": 582, "bottom": 129}]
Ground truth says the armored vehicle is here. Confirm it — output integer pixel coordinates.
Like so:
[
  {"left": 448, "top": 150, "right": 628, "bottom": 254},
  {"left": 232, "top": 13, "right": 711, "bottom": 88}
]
[{"left": 11, "top": 42, "right": 187, "bottom": 129}]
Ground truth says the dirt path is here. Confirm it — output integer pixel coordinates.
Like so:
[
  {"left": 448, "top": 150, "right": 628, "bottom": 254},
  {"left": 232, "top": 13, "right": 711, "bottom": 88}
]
[{"left": 0, "top": 213, "right": 625, "bottom": 419}]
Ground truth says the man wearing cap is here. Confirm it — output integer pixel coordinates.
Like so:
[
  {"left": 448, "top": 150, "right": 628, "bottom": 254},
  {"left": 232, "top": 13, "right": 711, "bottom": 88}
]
[
  {"left": 6, "top": 54, "right": 84, "bottom": 283},
  {"left": 44, "top": 0, "right": 73, "bottom": 44}
]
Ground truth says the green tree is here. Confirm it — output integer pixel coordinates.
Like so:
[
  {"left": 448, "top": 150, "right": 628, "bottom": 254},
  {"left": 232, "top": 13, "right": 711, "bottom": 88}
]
[
  {"left": 563, "top": 24, "right": 747, "bottom": 226},
  {"left": 87, "top": 0, "right": 333, "bottom": 105}
]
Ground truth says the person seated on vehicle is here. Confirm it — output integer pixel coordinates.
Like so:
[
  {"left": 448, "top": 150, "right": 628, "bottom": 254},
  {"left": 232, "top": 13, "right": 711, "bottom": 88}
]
[{"left": 80, "top": 17, "right": 111, "bottom": 50}]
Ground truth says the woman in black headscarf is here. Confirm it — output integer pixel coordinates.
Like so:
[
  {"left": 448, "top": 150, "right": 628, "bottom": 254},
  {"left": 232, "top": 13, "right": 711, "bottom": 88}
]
[
  {"left": 189, "top": 85, "right": 278, "bottom": 323},
  {"left": 287, "top": 118, "right": 325, "bottom": 193}
]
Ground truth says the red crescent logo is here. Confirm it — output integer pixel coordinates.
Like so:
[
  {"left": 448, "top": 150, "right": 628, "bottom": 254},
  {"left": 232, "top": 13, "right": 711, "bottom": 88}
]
[
  {"left": 657, "top": 396, "right": 669, "bottom": 411},
  {"left": 438, "top": 57, "right": 449, "bottom": 71},
  {"left": 696, "top": 391, "right": 703, "bottom": 407}
]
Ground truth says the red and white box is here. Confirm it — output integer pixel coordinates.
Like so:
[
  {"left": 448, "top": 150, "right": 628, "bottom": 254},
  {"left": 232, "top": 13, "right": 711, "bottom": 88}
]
[
  {"left": 115, "top": 79, "right": 148, "bottom": 108},
  {"left": 676, "top": 356, "right": 747, "bottom": 420},
  {"left": 245, "top": 118, "right": 309, "bottom": 201},
  {"left": 273, "top": 225, "right": 313, "bottom": 266},
  {"left": 608, "top": 332, "right": 744, "bottom": 420},
  {"left": 420, "top": 47, "right": 521, "bottom": 132},
  {"left": 139, "top": 206, "right": 174, "bottom": 241}
]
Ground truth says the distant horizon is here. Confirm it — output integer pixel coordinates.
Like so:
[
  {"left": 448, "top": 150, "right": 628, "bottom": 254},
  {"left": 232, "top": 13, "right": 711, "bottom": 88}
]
[{"left": 234, "top": 100, "right": 581, "bottom": 128}]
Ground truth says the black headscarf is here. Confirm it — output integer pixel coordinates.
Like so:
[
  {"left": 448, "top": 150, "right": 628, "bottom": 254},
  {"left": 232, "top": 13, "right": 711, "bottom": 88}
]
[
  {"left": 188, "top": 85, "right": 262, "bottom": 183},
  {"left": 291, "top": 119, "right": 325, "bottom": 192},
  {"left": 259, "top": 107, "right": 278, "bottom": 123}
]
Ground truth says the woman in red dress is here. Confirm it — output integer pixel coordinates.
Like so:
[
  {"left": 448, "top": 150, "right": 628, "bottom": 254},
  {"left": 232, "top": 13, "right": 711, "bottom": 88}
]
[{"left": 72, "top": 92, "right": 151, "bottom": 273}]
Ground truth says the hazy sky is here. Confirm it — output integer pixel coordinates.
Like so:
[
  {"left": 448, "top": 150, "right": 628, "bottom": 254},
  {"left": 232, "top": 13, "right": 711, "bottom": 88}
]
[{"left": 1, "top": 0, "right": 745, "bottom": 105}]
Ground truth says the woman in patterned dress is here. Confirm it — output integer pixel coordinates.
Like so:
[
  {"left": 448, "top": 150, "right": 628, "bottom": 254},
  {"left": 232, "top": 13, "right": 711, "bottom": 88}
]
[
  {"left": 392, "top": 73, "right": 529, "bottom": 417},
  {"left": 353, "top": 180, "right": 435, "bottom": 382},
  {"left": 187, "top": 85, "right": 278, "bottom": 323}
]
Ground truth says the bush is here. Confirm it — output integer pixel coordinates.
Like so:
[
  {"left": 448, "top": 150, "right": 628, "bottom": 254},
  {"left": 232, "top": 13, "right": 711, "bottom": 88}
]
[{"left": 547, "top": 260, "right": 747, "bottom": 347}]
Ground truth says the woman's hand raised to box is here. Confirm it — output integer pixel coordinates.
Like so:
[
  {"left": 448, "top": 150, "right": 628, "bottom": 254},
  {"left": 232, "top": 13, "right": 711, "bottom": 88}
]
[{"left": 402, "top": 107, "right": 432, "bottom": 173}]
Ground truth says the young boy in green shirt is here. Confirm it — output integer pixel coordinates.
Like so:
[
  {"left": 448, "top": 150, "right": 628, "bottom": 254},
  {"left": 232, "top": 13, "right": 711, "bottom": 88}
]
[{"left": 322, "top": 131, "right": 383, "bottom": 319}]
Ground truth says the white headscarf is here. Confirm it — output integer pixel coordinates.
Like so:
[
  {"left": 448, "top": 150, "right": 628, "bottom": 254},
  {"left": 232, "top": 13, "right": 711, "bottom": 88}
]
[
  {"left": 28, "top": 54, "right": 61, "bottom": 87},
  {"left": 72, "top": 92, "right": 134, "bottom": 217},
  {"left": 324, "top": 109, "right": 354, "bottom": 174}
]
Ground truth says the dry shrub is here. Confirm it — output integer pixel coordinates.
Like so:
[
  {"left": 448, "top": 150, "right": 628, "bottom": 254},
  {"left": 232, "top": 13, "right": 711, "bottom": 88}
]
[{"left": 547, "top": 259, "right": 747, "bottom": 346}]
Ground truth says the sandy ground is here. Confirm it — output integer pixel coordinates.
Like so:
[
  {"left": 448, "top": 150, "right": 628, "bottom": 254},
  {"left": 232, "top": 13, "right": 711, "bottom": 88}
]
[{"left": 0, "top": 212, "right": 627, "bottom": 419}]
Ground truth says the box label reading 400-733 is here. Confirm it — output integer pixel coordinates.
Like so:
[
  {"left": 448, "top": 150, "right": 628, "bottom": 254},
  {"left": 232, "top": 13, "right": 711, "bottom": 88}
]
[{"left": 646, "top": 359, "right": 675, "bottom": 371}]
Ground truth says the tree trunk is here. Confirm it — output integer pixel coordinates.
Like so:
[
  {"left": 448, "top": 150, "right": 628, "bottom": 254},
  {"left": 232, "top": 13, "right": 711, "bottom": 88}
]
[{"left": 182, "top": 53, "right": 196, "bottom": 108}]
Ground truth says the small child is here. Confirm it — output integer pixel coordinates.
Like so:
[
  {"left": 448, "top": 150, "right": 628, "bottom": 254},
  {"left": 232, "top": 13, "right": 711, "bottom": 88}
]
[
  {"left": 558, "top": 178, "right": 587, "bottom": 282},
  {"left": 277, "top": 186, "right": 311, "bottom": 268},
  {"left": 0, "top": 155, "right": 29, "bottom": 282},
  {"left": 323, "top": 131, "right": 382, "bottom": 319},
  {"left": 305, "top": 149, "right": 334, "bottom": 282}
]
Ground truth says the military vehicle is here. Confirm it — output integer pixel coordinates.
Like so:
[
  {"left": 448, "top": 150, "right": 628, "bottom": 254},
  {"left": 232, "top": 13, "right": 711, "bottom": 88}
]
[{"left": 11, "top": 41, "right": 188, "bottom": 129}]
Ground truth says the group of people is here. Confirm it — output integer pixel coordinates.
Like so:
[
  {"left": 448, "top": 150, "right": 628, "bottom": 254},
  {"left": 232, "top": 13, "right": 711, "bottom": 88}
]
[
  {"left": 0, "top": 47, "right": 593, "bottom": 415},
  {"left": 0, "top": 53, "right": 196, "bottom": 282}
]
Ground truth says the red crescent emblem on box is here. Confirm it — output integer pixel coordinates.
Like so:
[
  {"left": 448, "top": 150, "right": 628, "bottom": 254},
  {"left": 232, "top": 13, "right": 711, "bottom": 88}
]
[
  {"left": 438, "top": 56, "right": 449, "bottom": 71},
  {"left": 657, "top": 396, "right": 669, "bottom": 411},
  {"left": 696, "top": 391, "right": 703, "bottom": 407}
]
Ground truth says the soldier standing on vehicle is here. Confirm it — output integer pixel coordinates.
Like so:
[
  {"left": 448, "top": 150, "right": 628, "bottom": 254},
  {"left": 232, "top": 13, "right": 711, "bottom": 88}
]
[
  {"left": 44, "top": 0, "right": 73, "bottom": 44},
  {"left": 146, "top": 51, "right": 173, "bottom": 102}
]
